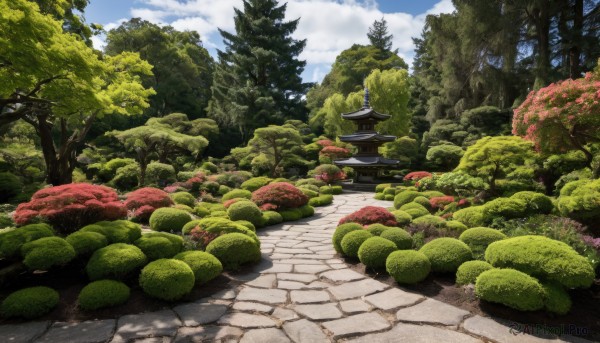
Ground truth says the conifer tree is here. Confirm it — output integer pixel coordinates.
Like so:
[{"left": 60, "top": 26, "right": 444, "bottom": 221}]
[{"left": 367, "top": 17, "right": 394, "bottom": 52}]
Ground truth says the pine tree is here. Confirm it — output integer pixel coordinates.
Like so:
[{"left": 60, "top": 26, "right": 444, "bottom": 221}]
[
  {"left": 367, "top": 17, "right": 394, "bottom": 52},
  {"left": 208, "top": 0, "right": 310, "bottom": 142}
]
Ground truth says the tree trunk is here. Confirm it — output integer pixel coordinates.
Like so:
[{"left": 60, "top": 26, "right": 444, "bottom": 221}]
[
  {"left": 35, "top": 115, "right": 75, "bottom": 185},
  {"left": 569, "top": 0, "right": 583, "bottom": 79},
  {"left": 532, "top": 3, "right": 551, "bottom": 89}
]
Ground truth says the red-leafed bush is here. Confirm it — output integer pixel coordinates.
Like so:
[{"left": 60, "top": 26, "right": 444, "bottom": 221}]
[
  {"left": 124, "top": 188, "right": 173, "bottom": 211},
  {"left": 14, "top": 183, "right": 127, "bottom": 232},
  {"left": 403, "top": 171, "right": 433, "bottom": 182},
  {"left": 259, "top": 203, "right": 278, "bottom": 211},
  {"left": 311, "top": 164, "right": 346, "bottom": 184},
  {"left": 458, "top": 199, "right": 470, "bottom": 207},
  {"left": 223, "top": 198, "right": 246, "bottom": 209},
  {"left": 319, "top": 146, "right": 351, "bottom": 160},
  {"left": 339, "top": 206, "right": 397, "bottom": 227},
  {"left": 316, "top": 139, "right": 334, "bottom": 147},
  {"left": 430, "top": 196, "right": 455, "bottom": 209},
  {"left": 133, "top": 205, "right": 155, "bottom": 222},
  {"left": 252, "top": 182, "right": 308, "bottom": 210}
]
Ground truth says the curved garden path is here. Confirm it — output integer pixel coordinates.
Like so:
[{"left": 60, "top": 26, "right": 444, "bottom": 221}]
[{"left": 0, "top": 192, "right": 591, "bottom": 343}]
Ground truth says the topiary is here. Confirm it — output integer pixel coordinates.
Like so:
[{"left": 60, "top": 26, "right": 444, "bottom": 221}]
[
  {"left": 218, "top": 185, "right": 232, "bottom": 196},
  {"left": 194, "top": 217, "right": 259, "bottom": 244},
  {"left": 279, "top": 208, "right": 303, "bottom": 221},
  {"left": 78, "top": 280, "right": 130, "bottom": 311},
  {"left": 340, "top": 230, "right": 373, "bottom": 258},
  {"left": 298, "top": 184, "right": 319, "bottom": 192},
  {"left": 0, "top": 286, "right": 59, "bottom": 319},
  {"left": 139, "top": 259, "right": 195, "bottom": 301},
  {"left": 192, "top": 206, "right": 210, "bottom": 218},
  {"left": 241, "top": 177, "right": 272, "bottom": 192},
  {"left": 170, "top": 192, "right": 196, "bottom": 208},
  {"left": 452, "top": 206, "right": 488, "bottom": 228},
  {"left": 541, "top": 282, "right": 571, "bottom": 315},
  {"left": 332, "top": 223, "right": 363, "bottom": 253},
  {"left": 419, "top": 238, "right": 472, "bottom": 273},
  {"left": 365, "top": 224, "right": 392, "bottom": 236},
  {"left": 358, "top": 237, "right": 397, "bottom": 269},
  {"left": 66, "top": 231, "right": 108, "bottom": 257},
  {"left": 308, "top": 194, "right": 333, "bottom": 207},
  {"left": 375, "top": 183, "right": 392, "bottom": 193},
  {"left": 80, "top": 220, "right": 142, "bottom": 244},
  {"left": 412, "top": 196, "right": 431, "bottom": 210},
  {"left": 459, "top": 227, "right": 506, "bottom": 260},
  {"left": 252, "top": 182, "right": 308, "bottom": 210},
  {"left": 21, "top": 237, "right": 76, "bottom": 270},
  {"left": 455, "top": 260, "right": 493, "bottom": 285},
  {"left": 298, "top": 205, "right": 315, "bottom": 218},
  {"left": 445, "top": 221, "right": 468, "bottom": 233},
  {"left": 485, "top": 236, "right": 595, "bottom": 288},
  {"left": 227, "top": 201, "right": 264, "bottom": 227},
  {"left": 412, "top": 215, "right": 445, "bottom": 227},
  {"left": 393, "top": 191, "right": 421, "bottom": 209},
  {"left": 0, "top": 172, "right": 22, "bottom": 202},
  {"left": 0, "top": 223, "right": 54, "bottom": 259},
  {"left": 475, "top": 268, "right": 544, "bottom": 311},
  {"left": 86, "top": 243, "right": 147, "bottom": 280},
  {"left": 483, "top": 198, "right": 527, "bottom": 219},
  {"left": 374, "top": 193, "right": 385, "bottom": 200},
  {"left": 182, "top": 219, "right": 202, "bottom": 234},
  {"left": 134, "top": 232, "right": 183, "bottom": 260},
  {"left": 149, "top": 207, "right": 192, "bottom": 232},
  {"left": 174, "top": 251, "right": 223, "bottom": 284},
  {"left": 262, "top": 211, "right": 283, "bottom": 226},
  {"left": 205, "top": 233, "right": 261, "bottom": 270},
  {"left": 339, "top": 206, "right": 397, "bottom": 226},
  {"left": 380, "top": 228, "right": 413, "bottom": 250},
  {"left": 145, "top": 162, "right": 176, "bottom": 185},
  {"left": 235, "top": 220, "right": 256, "bottom": 232},
  {"left": 557, "top": 178, "right": 600, "bottom": 229},
  {"left": 420, "top": 190, "right": 446, "bottom": 199},
  {"left": 510, "top": 191, "right": 553, "bottom": 215},
  {"left": 386, "top": 250, "right": 431, "bottom": 284},
  {"left": 391, "top": 210, "right": 412, "bottom": 226},
  {"left": 299, "top": 188, "right": 319, "bottom": 199},
  {"left": 399, "top": 202, "right": 430, "bottom": 219},
  {"left": 222, "top": 189, "right": 252, "bottom": 201}
]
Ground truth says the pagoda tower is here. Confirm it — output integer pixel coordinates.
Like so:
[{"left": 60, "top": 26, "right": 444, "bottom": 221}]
[{"left": 333, "top": 88, "right": 399, "bottom": 182}]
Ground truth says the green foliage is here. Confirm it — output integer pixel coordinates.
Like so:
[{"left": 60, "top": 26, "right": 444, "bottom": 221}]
[
  {"left": 365, "top": 224, "right": 392, "bottom": 236},
  {"left": 247, "top": 126, "right": 309, "bottom": 177},
  {"left": 298, "top": 205, "right": 315, "bottom": 218},
  {"left": 510, "top": 191, "right": 553, "bottom": 215},
  {"left": 21, "top": 237, "right": 76, "bottom": 270},
  {"left": 145, "top": 162, "right": 177, "bottom": 185},
  {"left": 205, "top": 233, "right": 261, "bottom": 270},
  {"left": 455, "top": 260, "right": 493, "bottom": 285},
  {"left": 459, "top": 227, "right": 506, "bottom": 259},
  {"left": 139, "top": 259, "right": 195, "bottom": 301},
  {"left": 390, "top": 210, "right": 412, "bottom": 226},
  {"left": 0, "top": 223, "right": 54, "bottom": 258},
  {"left": 99, "top": 158, "right": 136, "bottom": 182},
  {"left": 541, "top": 282, "right": 572, "bottom": 315},
  {"left": 235, "top": 220, "right": 256, "bottom": 232},
  {"left": 279, "top": 208, "right": 303, "bottom": 222},
  {"left": 109, "top": 162, "right": 140, "bottom": 191},
  {"left": 433, "top": 172, "right": 487, "bottom": 196},
  {"left": 446, "top": 220, "right": 468, "bottom": 233},
  {"left": 485, "top": 236, "right": 595, "bottom": 288},
  {"left": 393, "top": 191, "right": 421, "bottom": 209},
  {"left": 0, "top": 286, "right": 59, "bottom": 319},
  {"left": 134, "top": 232, "right": 183, "bottom": 261},
  {"left": 319, "top": 185, "right": 342, "bottom": 195},
  {"left": 222, "top": 189, "right": 252, "bottom": 201},
  {"left": 386, "top": 250, "right": 431, "bottom": 284},
  {"left": 86, "top": 243, "right": 147, "bottom": 280},
  {"left": 557, "top": 178, "right": 600, "bottom": 228},
  {"left": 262, "top": 211, "right": 283, "bottom": 226},
  {"left": 241, "top": 177, "right": 272, "bottom": 192},
  {"left": 149, "top": 208, "right": 192, "bottom": 232},
  {"left": 78, "top": 280, "right": 130, "bottom": 311},
  {"left": 380, "top": 228, "right": 413, "bottom": 249},
  {"left": 381, "top": 136, "right": 418, "bottom": 167},
  {"left": 399, "top": 202, "right": 430, "bottom": 219},
  {"left": 412, "top": 215, "right": 445, "bottom": 227},
  {"left": 0, "top": 172, "right": 22, "bottom": 202},
  {"left": 174, "top": 251, "right": 223, "bottom": 284},
  {"left": 412, "top": 196, "right": 431, "bottom": 210},
  {"left": 358, "top": 237, "right": 398, "bottom": 269},
  {"left": 419, "top": 238, "right": 472, "bottom": 273},
  {"left": 483, "top": 198, "right": 527, "bottom": 219},
  {"left": 194, "top": 218, "right": 259, "bottom": 244},
  {"left": 452, "top": 206, "right": 487, "bottom": 228},
  {"left": 80, "top": 220, "right": 142, "bottom": 244},
  {"left": 332, "top": 223, "right": 363, "bottom": 253},
  {"left": 170, "top": 192, "right": 196, "bottom": 208},
  {"left": 426, "top": 144, "right": 464, "bottom": 170},
  {"left": 475, "top": 269, "right": 544, "bottom": 311},
  {"left": 227, "top": 201, "right": 264, "bottom": 227},
  {"left": 66, "top": 231, "right": 108, "bottom": 257},
  {"left": 341, "top": 230, "right": 373, "bottom": 258}
]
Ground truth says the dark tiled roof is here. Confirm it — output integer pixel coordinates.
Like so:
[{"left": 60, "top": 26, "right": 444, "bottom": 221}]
[
  {"left": 334, "top": 156, "right": 399, "bottom": 167},
  {"left": 341, "top": 107, "right": 391, "bottom": 120},
  {"left": 339, "top": 133, "right": 396, "bottom": 142}
]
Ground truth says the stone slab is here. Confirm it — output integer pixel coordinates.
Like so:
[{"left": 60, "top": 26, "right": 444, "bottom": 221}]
[
  {"left": 246, "top": 274, "right": 277, "bottom": 288},
  {"left": 395, "top": 298, "right": 469, "bottom": 326},
  {"left": 322, "top": 312, "right": 391, "bottom": 338},
  {"left": 283, "top": 319, "right": 330, "bottom": 343},
  {"left": 272, "top": 308, "right": 299, "bottom": 321},
  {"left": 320, "top": 269, "right": 365, "bottom": 282},
  {"left": 239, "top": 328, "right": 291, "bottom": 343},
  {"left": 217, "top": 313, "right": 277, "bottom": 328},
  {"left": 113, "top": 310, "right": 181, "bottom": 341},
  {"left": 290, "top": 290, "right": 330, "bottom": 303},
  {"left": 173, "top": 303, "right": 228, "bottom": 326},
  {"left": 463, "top": 316, "right": 562, "bottom": 343},
  {"left": 236, "top": 287, "right": 288, "bottom": 304},
  {"left": 294, "top": 264, "right": 331, "bottom": 273},
  {"left": 174, "top": 325, "right": 243, "bottom": 343},
  {"left": 277, "top": 280, "right": 307, "bottom": 290},
  {"left": 232, "top": 301, "right": 273, "bottom": 313},
  {"left": 277, "top": 273, "right": 318, "bottom": 283},
  {"left": 339, "top": 299, "right": 371, "bottom": 314},
  {"left": 293, "top": 303, "right": 343, "bottom": 320},
  {"left": 0, "top": 321, "right": 49, "bottom": 343},
  {"left": 211, "top": 289, "right": 236, "bottom": 300},
  {"left": 364, "top": 288, "right": 423, "bottom": 311},
  {"left": 345, "top": 323, "right": 482, "bottom": 343},
  {"left": 38, "top": 320, "right": 115, "bottom": 343},
  {"left": 329, "top": 279, "right": 388, "bottom": 301}
]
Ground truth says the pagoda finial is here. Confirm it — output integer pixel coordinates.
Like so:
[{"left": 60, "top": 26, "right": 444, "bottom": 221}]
[{"left": 363, "top": 87, "right": 370, "bottom": 108}]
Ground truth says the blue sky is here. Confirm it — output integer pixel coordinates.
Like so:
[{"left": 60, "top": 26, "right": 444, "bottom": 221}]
[{"left": 85, "top": 0, "right": 455, "bottom": 83}]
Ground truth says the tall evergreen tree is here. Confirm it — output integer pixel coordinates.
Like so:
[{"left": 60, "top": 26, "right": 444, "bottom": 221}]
[
  {"left": 208, "top": 0, "right": 310, "bottom": 142},
  {"left": 367, "top": 17, "right": 394, "bottom": 52}
]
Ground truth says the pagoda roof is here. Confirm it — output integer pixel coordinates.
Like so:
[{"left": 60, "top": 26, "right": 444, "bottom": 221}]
[
  {"left": 339, "top": 133, "right": 396, "bottom": 143},
  {"left": 341, "top": 107, "right": 391, "bottom": 120},
  {"left": 334, "top": 156, "right": 399, "bottom": 167}
]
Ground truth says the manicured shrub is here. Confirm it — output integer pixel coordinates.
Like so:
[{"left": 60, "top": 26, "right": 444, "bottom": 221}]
[
  {"left": 383, "top": 187, "right": 397, "bottom": 196},
  {"left": 557, "top": 179, "right": 600, "bottom": 228},
  {"left": 295, "top": 178, "right": 326, "bottom": 188},
  {"left": 227, "top": 201, "right": 264, "bottom": 227},
  {"left": 403, "top": 171, "right": 432, "bottom": 182},
  {"left": 399, "top": 202, "right": 429, "bottom": 219},
  {"left": 201, "top": 161, "right": 218, "bottom": 173},
  {"left": 390, "top": 210, "right": 412, "bottom": 226},
  {"left": 192, "top": 206, "right": 210, "bottom": 218},
  {"left": 182, "top": 219, "right": 202, "bottom": 234},
  {"left": 320, "top": 185, "right": 343, "bottom": 194},
  {"left": 218, "top": 185, "right": 232, "bottom": 195},
  {"left": 252, "top": 182, "right": 308, "bottom": 210},
  {"left": 134, "top": 232, "right": 183, "bottom": 260},
  {"left": 299, "top": 188, "right": 319, "bottom": 199},
  {"left": 170, "top": 192, "right": 196, "bottom": 208},
  {"left": 0, "top": 223, "right": 54, "bottom": 258},
  {"left": 206, "top": 233, "right": 261, "bottom": 270},
  {"left": 0, "top": 172, "right": 22, "bottom": 202},
  {"left": 139, "top": 259, "right": 195, "bottom": 301},
  {"left": 194, "top": 217, "right": 259, "bottom": 244},
  {"left": 374, "top": 193, "right": 385, "bottom": 200},
  {"left": 452, "top": 206, "right": 487, "bottom": 227},
  {"left": 298, "top": 205, "right": 315, "bottom": 218},
  {"left": 365, "top": 224, "right": 392, "bottom": 236},
  {"left": 14, "top": 183, "right": 127, "bottom": 233},
  {"left": 419, "top": 190, "right": 446, "bottom": 199},
  {"left": 459, "top": 227, "right": 506, "bottom": 259},
  {"left": 380, "top": 228, "right": 413, "bottom": 249},
  {"left": 475, "top": 268, "right": 544, "bottom": 311},
  {"left": 241, "top": 177, "right": 272, "bottom": 192},
  {"left": 393, "top": 191, "right": 421, "bottom": 209},
  {"left": 298, "top": 184, "right": 319, "bottom": 193},
  {"left": 358, "top": 237, "right": 397, "bottom": 269},
  {"left": 80, "top": 220, "right": 142, "bottom": 244},
  {"left": 429, "top": 196, "right": 455, "bottom": 209},
  {"left": 308, "top": 194, "right": 333, "bottom": 207},
  {"left": 200, "top": 180, "right": 220, "bottom": 195},
  {"left": 510, "top": 191, "right": 553, "bottom": 215},
  {"left": 78, "top": 280, "right": 130, "bottom": 311},
  {"left": 174, "top": 251, "right": 223, "bottom": 284},
  {"left": 21, "top": 237, "right": 76, "bottom": 270},
  {"left": 375, "top": 183, "right": 392, "bottom": 193},
  {"left": 541, "top": 282, "right": 571, "bottom": 315},
  {"left": 455, "top": 260, "right": 493, "bottom": 285},
  {"left": 412, "top": 215, "right": 445, "bottom": 227},
  {"left": 339, "top": 206, "right": 397, "bottom": 227},
  {"left": 384, "top": 194, "right": 395, "bottom": 201},
  {"left": 235, "top": 220, "right": 256, "bottom": 232},
  {"left": 483, "top": 198, "right": 527, "bottom": 219},
  {"left": 222, "top": 189, "right": 252, "bottom": 201},
  {"left": 149, "top": 208, "right": 192, "bottom": 232},
  {"left": 0, "top": 286, "right": 59, "bottom": 319},
  {"left": 386, "top": 250, "right": 431, "bottom": 284},
  {"left": 332, "top": 223, "right": 363, "bottom": 253},
  {"left": 419, "top": 238, "right": 472, "bottom": 273},
  {"left": 340, "top": 230, "right": 373, "bottom": 258},
  {"left": 311, "top": 164, "right": 346, "bottom": 183},
  {"left": 279, "top": 208, "right": 303, "bottom": 221},
  {"left": 485, "top": 236, "right": 594, "bottom": 288},
  {"left": 445, "top": 221, "right": 468, "bottom": 233},
  {"left": 262, "top": 211, "right": 283, "bottom": 226},
  {"left": 86, "top": 243, "right": 147, "bottom": 280},
  {"left": 412, "top": 196, "right": 431, "bottom": 210},
  {"left": 146, "top": 162, "right": 176, "bottom": 185},
  {"left": 66, "top": 231, "right": 108, "bottom": 257}
]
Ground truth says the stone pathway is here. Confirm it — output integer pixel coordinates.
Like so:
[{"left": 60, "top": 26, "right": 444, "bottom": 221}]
[{"left": 0, "top": 192, "right": 592, "bottom": 342}]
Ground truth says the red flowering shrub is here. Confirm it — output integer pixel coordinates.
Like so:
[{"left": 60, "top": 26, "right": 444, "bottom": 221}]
[
  {"left": 311, "top": 164, "right": 346, "bottom": 184},
  {"left": 338, "top": 206, "right": 397, "bottom": 227},
  {"left": 403, "top": 171, "right": 433, "bottom": 182},
  {"left": 124, "top": 187, "right": 173, "bottom": 223},
  {"left": 14, "top": 183, "right": 127, "bottom": 232},
  {"left": 184, "top": 174, "right": 206, "bottom": 192},
  {"left": 319, "top": 146, "right": 351, "bottom": 160},
  {"left": 316, "top": 139, "right": 334, "bottom": 147},
  {"left": 430, "top": 196, "right": 455, "bottom": 209},
  {"left": 252, "top": 182, "right": 308, "bottom": 210}
]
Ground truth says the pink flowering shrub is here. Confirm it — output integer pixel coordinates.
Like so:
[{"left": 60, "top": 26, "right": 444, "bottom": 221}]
[
  {"left": 312, "top": 164, "right": 346, "bottom": 184},
  {"left": 14, "top": 183, "right": 127, "bottom": 232},
  {"left": 429, "top": 196, "right": 455, "bottom": 209},
  {"left": 259, "top": 203, "right": 278, "bottom": 211},
  {"left": 124, "top": 187, "right": 173, "bottom": 222},
  {"left": 316, "top": 139, "right": 334, "bottom": 147},
  {"left": 403, "top": 171, "right": 433, "bottom": 182},
  {"left": 252, "top": 182, "right": 308, "bottom": 210},
  {"left": 338, "top": 206, "right": 397, "bottom": 226},
  {"left": 319, "top": 146, "right": 351, "bottom": 160},
  {"left": 133, "top": 205, "right": 155, "bottom": 222}
]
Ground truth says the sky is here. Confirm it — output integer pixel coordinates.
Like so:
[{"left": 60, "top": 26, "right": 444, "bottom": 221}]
[{"left": 85, "top": 0, "right": 456, "bottom": 84}]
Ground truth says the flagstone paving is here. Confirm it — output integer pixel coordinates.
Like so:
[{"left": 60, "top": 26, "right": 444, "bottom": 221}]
[{"left": 1, "top": 192, "right": 592, "bottom": 342}]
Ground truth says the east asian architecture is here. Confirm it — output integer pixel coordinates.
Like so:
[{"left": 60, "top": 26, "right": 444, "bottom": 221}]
[{"left": 333, "top": 88, "right": 399, "bottom": 182}]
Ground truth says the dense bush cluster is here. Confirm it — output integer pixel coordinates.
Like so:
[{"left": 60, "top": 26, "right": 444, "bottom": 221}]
[
  {"left": 252, "top": 182, "right": 308, "bottom": 210},
  {"left": 339, "top": 206, "right": 397, "bottom": 226}
]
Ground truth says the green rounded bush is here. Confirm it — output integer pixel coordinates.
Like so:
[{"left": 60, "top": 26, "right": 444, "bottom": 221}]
[
  {"left": 412, "top": 215, "right": 445, "bottom": 227},
  {"left": 455, "top": 260, "right": 493, "bottom": 285},
  {"left": 146, "top": 162, "right": 176, "bottom": 185},
  {"left": 241, "top": 177, "right": 272, "bottom": 192},
  {"left": 227, "top": 201, "right": 264, "bottom": 227},
  {"left": 383, "top": 187, "right": 396, "bottom": 196},
  {"left": 80, "top": 220, "right": 142, "bottom": 243},
  {"left": 21, "top": 237, "right": 76, "bottom": 270},
  {"left": 419, "top": 238, "right": 472, "bottom": 273},
  {"left": 174, "top": 251, "right": 223, "bottom": 284},
  {"left": 358, "top": 237, "right": 397, "bottom": 269},
  {"left": 420, "top": 191, "right": 445, "bottom": 199},
  {"left": 149, "top": 208, "right": 192, "bottom": 232},
  {"left": 279, "top": 208, "right": 303, "bottom": 221},
  {"left": 170, "top": 192, "right": 196, "bottom": 207},
  {"left": 510, "top": 191, "right": 553, "bottom": 215},
  {"left": 218, "top": 185, "right": 232, "bottom": 196},
  {"left": 206, "top": 233, "right": 261, "bottom": 270},
  {"left": 399, "top": 202, "right": 429, "bottom": 219},
  {"left": 235, "top": 220, "right": 256, "bottom": 232},
  {"left": 192, "top": 206, "right": 210, "bottom": 218},
  {"left": 208, "top": 210, "right": 229, "bottom": 218},
  {"left": 391, "top": 210, "right": 412, "bottom": 226},
  {"left": 365, "top": 223, "right": 392, "bottom": 236},
  {"left": 0, "top": 223, "right": 54, "bottom": 258},
  {"left": 78, "top": 280, "right": 130, "bottom": 310},
  {"left": 459, "top": 227, "right": 506, "bottom": 259},
  {"left": 332, "top": 223, "right": 363, "bottom": 253},
  {"left": 374, "top": 193, "right": 385, "bottom": 200},
  {"left": 485, "top": 236, "right": 594, "bottom": 288},
  {"left": 340, "top": 230, "right": 373, "bottom": 258},
  {"left": 475, "top": 268, "right": 544, "bottom": 311},
  {"left": 299, "top": 188, "right": 319, "bottom": 199},
  {"left": 541, "top": 282, "right": 571, "bottom": 315},
  {"left": 445, "top": 221, "right": 468, "bottom": 233},
  {"left": 452, "top": 206, "right": 487, "bottom": 227},
  {"left": 557, "top": 179, "right": 600, "bottom": 226},
  {"left": 222, "top": 189, "right": 252, "bottom": 201},
  {"left": 384, "top": 194, "right": 395, "bottom": 201},
  {"left": 0, "top": 172, "right": 22, "bottom": 202},
  {"left": 380, "top": 228, "right": 413, "bottom": 250},
  {"left": 66, "top": 231, "right": 108, "bottom": 256},
  {"left": 182, "top": 219, "right": 202, "bottom": 234},
  {"left": 298, "top": 205, "right": 315, "bottom": 218},
  {"left": 86, "top": 243, "right": 147, "bottom": 280},
  {"left": 386, "top": 250, "right": 431, "bottom": 284},
  {"left": 134, "top": 232, "right": 183, "bottom": 260},
  {"left": 262, "top": 211, "right": 283, "bottom": 225},
  {"left": 483, "top": 198, "right": 527, "bottom": 219},
  {"left": 375, "top": 183, "right": 392, "bottom": 193},
  {"left": 194, "top": 218, "right": 259, "bottom": 245},
  {"left": 394, "top": 191, "right": 421, "bottom": 209},
  {"left": 139, "top": 259, "right": 195, "bottom": 301},
  {"left": 0, "top": 286, "right": 59, "bottom": 319},
  {"left": 413, "top": 196, "right": 431, "bottom": 209},
  {"left": 308, "top": 194, "right": 333, "bottom": 207},
  {"left": 298, "top": 184, "right": 319, "bottom": 192}
]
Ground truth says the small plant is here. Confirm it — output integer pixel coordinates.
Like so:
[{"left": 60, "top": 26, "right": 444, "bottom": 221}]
[
  {"left": 455, "top": 260, "right": 493, "bottom": 285},
  {"left": 86, "top": 243, "right": 147, "bottom": 280},
  {"left": 340, "top": 230, "right": 373, "bottom": 258},
  {"left": 78, "top": 280, "right": 130, "bottom": 311},
  {"left": 311, "top": 164, "right": 346, "bottom": 184}
]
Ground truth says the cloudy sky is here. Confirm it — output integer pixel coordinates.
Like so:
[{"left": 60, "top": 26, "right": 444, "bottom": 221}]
[{"left": 86, "top": 0, "right": 455, "bottom": 83}]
